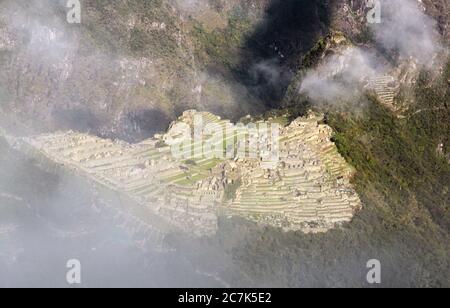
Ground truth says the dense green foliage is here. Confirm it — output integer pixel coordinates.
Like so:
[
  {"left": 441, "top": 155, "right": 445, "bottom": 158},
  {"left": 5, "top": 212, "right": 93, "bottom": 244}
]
[
  {"left": 328, "top": 62, "right": 449, "bottom": 231},
  {"left": 192, "top": 54, "right": 450, "bottom": 287},
  {"left": 191, "top": 15, "right": 252, "bottom": 69},
  {"left": 200, "top": 88, "right": 449, "bottom": 287}
]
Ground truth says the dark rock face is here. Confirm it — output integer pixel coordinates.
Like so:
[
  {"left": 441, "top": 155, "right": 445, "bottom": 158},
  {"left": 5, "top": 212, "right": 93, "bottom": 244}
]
[
  {"left": 113, "top": 108, "right": 172, "bottom": 143},
  {"left": 422, "top": 0, "right": 450, "bottom": 41},
  {"left": 235, "top": 0, "right": 333, "bottom": 107}
]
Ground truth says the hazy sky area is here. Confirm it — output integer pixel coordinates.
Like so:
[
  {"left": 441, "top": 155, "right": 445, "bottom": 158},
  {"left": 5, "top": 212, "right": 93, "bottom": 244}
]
[{"left": 0, "top": 140, "right": 229, "bottom": 287}]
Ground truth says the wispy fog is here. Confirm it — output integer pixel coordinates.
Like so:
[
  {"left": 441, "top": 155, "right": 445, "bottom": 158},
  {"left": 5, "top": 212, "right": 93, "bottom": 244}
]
[
  {"left": 299, "top": 0, "right": 445, "bottom": 105},
  {"left": 0, "top": 136, "right": 231, "bottom": 287},
  {"left": 299, "top": 47, "right": 383, "bottom": 104},
  {"left": 371, "top": 0, "right": 442, "bottom": 64}
]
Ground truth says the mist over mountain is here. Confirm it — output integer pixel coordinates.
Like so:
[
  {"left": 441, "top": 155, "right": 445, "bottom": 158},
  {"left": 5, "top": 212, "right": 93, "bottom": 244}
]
[{"left": 0, "top": 0, "right": 449, "bottom": 288}]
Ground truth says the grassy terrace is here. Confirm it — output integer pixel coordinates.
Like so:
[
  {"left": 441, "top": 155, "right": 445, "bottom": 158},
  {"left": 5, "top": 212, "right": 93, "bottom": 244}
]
[{"left": 162, "top": 114, "right": 272, "bottom": 187}]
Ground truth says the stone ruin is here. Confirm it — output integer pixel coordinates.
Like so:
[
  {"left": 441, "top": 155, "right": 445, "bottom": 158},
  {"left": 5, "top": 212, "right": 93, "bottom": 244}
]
[{"left": 11, "top": 110, "right": 362, "bottom": 238}]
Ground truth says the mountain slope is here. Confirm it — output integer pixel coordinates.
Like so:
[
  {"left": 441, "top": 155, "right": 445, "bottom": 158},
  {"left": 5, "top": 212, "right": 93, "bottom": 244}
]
[{"left": 0, "top": 0, "right": 449, "bottom": 287}]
